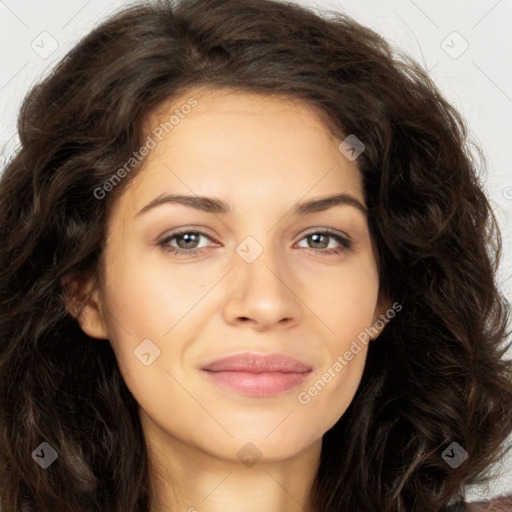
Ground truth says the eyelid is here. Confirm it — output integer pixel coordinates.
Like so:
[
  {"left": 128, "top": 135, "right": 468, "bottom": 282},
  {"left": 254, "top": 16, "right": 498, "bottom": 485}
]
[
  {"left": 158, "top": 226, "right": 216, "bottom": 240},
  {"left": 159, "top": 227, "right": 218, "bottom": 246},
  {"left": 299, "top": 226, "right": 353, "bottom": 242}
]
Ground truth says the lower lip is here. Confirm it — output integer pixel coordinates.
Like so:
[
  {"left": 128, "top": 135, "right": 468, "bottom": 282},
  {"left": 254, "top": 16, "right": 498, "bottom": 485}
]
[{"left": 202, "top": 370, "right": 312, "bottom": 397}]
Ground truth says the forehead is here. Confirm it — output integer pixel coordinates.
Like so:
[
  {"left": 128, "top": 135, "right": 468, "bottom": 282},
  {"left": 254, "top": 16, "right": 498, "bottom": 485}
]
[
  {"left": 144, "top": 86, "right": 346, "bottom": 154},
  {"left": 114, "top": 87, "right": 364, "bottom": 217}
]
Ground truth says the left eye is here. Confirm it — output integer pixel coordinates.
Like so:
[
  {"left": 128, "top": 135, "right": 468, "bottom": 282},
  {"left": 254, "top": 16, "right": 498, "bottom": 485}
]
[
  {"left": 296, "top": 231, "right": 352, "bottom": 253},
  {"left": 158, "top": 229, "right": 352, "bottom": 256}
]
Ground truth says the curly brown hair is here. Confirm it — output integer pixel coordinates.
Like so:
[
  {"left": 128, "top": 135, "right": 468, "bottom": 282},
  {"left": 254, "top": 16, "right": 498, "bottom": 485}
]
[{"left": 1, "top": 0, "right": 511, "bottom": 511}]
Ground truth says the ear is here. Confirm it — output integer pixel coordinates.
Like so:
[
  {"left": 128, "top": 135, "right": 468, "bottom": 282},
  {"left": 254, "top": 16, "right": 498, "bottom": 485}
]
[{"left": 60, "top": 273, "right": 108, "bottom": 340}]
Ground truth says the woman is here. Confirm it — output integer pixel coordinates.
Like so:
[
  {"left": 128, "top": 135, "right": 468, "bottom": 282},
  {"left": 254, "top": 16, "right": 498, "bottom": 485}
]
[{"left": 0, "top": 0, "right": 511, "bottom": 510}]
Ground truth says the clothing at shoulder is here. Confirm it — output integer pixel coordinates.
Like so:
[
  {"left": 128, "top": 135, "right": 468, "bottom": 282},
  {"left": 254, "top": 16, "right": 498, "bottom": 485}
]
[{"left": 467, "top": 495, "right": 512, "bottom": 511}]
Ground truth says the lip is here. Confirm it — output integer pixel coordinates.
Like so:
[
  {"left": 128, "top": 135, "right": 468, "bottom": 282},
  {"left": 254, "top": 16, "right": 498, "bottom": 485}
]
[
  {"left": 200, "top": 352, "right": 313, "bottom": 397},
  {"left": 201, "top": 352, "right": 313, "bottom": 372}
]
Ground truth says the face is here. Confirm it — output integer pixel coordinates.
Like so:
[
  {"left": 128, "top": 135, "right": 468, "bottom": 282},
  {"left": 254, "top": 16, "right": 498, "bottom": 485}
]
[{"left": 75, "top": 87, "right": 384, "bottom": 463}]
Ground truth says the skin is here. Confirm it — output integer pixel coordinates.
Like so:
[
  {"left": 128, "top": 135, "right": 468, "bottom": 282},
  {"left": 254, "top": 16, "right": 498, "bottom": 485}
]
[{"left": 71, "top": 87, "right": 388, "bottom": 512}]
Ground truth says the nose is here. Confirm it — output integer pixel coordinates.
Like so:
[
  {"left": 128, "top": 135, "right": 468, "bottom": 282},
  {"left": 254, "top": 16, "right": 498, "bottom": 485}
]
[{"left": 222, "top": 237, "right": 302, "bottom": 331}]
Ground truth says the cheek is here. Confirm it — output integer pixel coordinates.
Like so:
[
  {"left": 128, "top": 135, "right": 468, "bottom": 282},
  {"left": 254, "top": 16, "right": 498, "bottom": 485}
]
[
  {"left": 99, "top": 244, "right": 219, "bottom": 400},
  {"left": 297, "top": 328, "right": 371, "bottom": 433},
  {"left": 101, "top": 241, "right": 203, "bottom": 333},
  {"left": 104, "top": 241, "right": 218, "bottom": 324},
  {"left": 305, "top": 255, "right": 379, "bottom": 339},
  {"left": 99, "top": 248, "right": 172, "bottom": 370},
  {"left": 295, "top": 258, "right": 378, "bottom": 427}
]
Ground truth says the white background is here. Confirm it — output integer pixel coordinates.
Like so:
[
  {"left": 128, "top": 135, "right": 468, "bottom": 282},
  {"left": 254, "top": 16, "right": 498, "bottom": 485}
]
[{"left": 0, "top": 0, "right": 511, "bottom": 502}]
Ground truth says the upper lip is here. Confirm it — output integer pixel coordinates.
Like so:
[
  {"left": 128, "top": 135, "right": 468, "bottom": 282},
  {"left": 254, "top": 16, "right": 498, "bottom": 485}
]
[{"left": 201, "top": 352, "right": 313, "bottom": 373}]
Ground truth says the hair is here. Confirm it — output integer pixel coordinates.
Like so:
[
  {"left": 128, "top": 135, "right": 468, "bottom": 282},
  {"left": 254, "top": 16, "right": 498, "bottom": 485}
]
[{"left": 1, "top": 0, "right": 511, "bottom": 510}]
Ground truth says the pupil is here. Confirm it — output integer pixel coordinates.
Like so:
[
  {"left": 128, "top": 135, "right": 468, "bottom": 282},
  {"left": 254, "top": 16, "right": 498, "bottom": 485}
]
[
  {"left": 310, "top": 233, "right": 327, "bottom": 249},
  {"left": 179, "top": 233, "right": 198, "bottom": 248}
]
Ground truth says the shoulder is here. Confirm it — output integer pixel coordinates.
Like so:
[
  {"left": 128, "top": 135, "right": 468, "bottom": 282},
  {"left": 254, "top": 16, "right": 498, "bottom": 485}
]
[{"left": 466, "top": 495, "right": 512, "bottom": 511}]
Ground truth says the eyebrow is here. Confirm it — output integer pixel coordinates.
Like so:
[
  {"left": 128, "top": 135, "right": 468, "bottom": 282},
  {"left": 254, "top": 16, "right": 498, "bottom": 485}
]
[{"left": 136, "top": 192, "right": 367, "bottom": 217}]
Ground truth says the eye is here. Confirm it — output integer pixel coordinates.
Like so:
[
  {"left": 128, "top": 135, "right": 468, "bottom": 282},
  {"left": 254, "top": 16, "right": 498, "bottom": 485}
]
[
  {"left": 157, "top": 228, "right": 353, "bottom": 257},
  {"left": 296, "top": 229, "right": 353, "bottom": 255},
  {"left": 158, "top": 228, "right": 215, "bottom": 256}
]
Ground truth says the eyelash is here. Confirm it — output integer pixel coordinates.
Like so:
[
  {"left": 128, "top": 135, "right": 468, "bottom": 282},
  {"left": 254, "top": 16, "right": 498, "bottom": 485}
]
[{"left": 157, "top": 228, "right": 353, "bottom": 257}]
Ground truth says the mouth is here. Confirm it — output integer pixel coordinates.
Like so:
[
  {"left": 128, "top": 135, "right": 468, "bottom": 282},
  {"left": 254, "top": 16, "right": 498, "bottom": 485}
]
[{"left": 200, "top": 352, "right": 313, "bottom": 397}]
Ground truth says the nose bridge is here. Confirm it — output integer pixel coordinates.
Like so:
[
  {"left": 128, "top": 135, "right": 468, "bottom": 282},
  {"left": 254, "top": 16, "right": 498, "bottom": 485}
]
[
  {"left": 222, "top": 231, "right": 300, "bottom": 327},
  {"left": 234, "top": 233, "right": 287, "bottom": 292}
]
